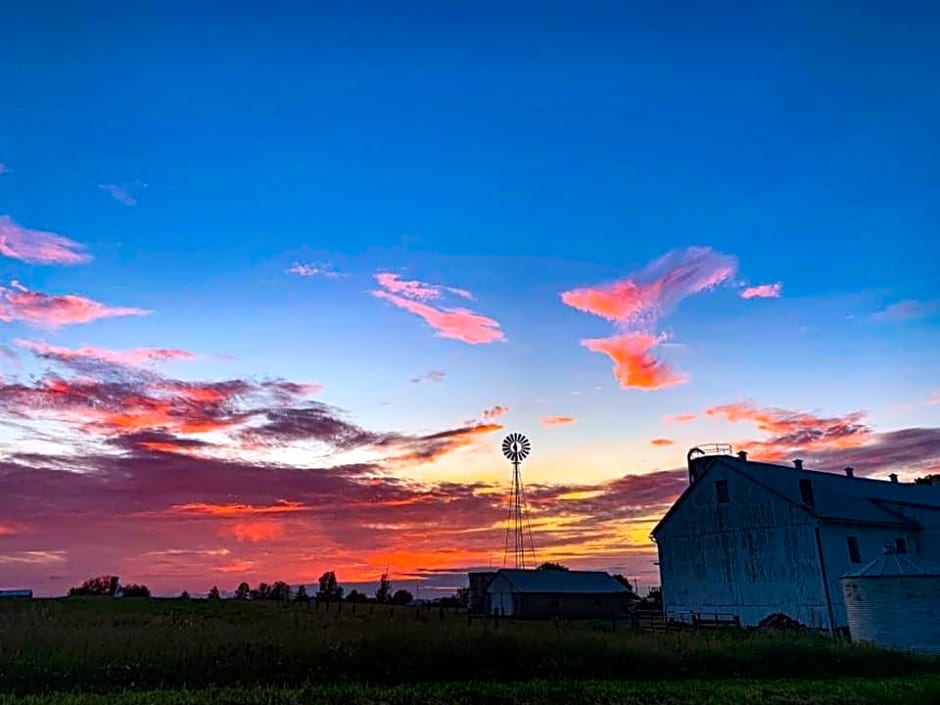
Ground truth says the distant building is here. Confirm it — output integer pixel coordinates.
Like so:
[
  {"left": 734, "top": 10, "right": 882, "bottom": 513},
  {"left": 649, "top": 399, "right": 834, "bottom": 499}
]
[
  {"left": 652, "top": 446, "right": 940, "bottom": 632},
  {"left": 0, "top": 589, "right": 33, "bottom": 599},
  {"left": 471, "top": 569, "right": 629, "bottom": 619}
]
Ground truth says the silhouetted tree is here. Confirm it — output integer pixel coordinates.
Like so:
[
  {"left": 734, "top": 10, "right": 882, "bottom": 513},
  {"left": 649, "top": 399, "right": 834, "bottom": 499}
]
[
  {"left": 345, "top": 589, "right": 367, "bottom": 603},
  {"left": 375, "top": 572, "right": 392, "bottom": 604},
  {"left": 235, "top": 582, "right": 250, "bottom": 600},
  {"left": 208, "top": 585, "right": 220, "bottom": 600},
  {"left": 455, "top": 587, "right": 469, "bottom": 608},
  {"left": 317, "top": 571, "right": 343, "bottom": 602},
  {"left": 180, "top": 590, "right": 190, "bottom": 600},
  {"left": 68, "top": 575, "right": 118, "bottom": 597},
  {"left": 121, "top": 583, "right": 151, "bottom": 598},
  {"left": 391, "top": 589, "right": 414, "bottom": 605},
  {"left": 270, "top": 581, "right": 292, "bottom": 602},
  {"left": 251, "top": 582, "right": 272, "bottom": 600},
  {"left": 536, "top": 562, "right": 569, "bottom": 571},
  {"left": 612, "top": 574, "right": 638, "bottom": 597},
  {"left": 915, "top": 474, "right": 940, "bottom": 486},
  {"left": 294, "top": 584, "right": 309, "bottom": 602}
]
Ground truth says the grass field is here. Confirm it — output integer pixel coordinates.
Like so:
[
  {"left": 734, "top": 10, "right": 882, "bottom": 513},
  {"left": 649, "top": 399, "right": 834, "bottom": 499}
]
[{"left": 1, "top": 598, "right": 938, "bottom": 703}]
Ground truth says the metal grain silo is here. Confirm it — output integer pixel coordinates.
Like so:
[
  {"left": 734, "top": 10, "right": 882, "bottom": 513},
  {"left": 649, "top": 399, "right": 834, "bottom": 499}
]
[{"left": 840, "top": 547, "right": 940, "bottom": 655}]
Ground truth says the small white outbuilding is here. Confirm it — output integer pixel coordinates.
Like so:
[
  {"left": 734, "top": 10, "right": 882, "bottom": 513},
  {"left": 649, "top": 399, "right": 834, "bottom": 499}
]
[{"left": 840, "top": 547, "right": 940, "bottom": 655}]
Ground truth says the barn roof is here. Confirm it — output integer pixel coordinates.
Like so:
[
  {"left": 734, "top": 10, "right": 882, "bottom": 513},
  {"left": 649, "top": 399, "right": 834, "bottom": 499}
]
[
  {"left": 652, "top": 455, "right": 940, "bottom": 538},
  {"left": 488, "top": 569, "right": 628, "bottom": 594}
]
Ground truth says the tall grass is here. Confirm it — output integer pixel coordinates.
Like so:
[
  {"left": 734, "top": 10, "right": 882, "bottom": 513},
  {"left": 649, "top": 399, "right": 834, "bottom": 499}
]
[{"left": 0, "top": 599, "right": 936, "bottom": 694}]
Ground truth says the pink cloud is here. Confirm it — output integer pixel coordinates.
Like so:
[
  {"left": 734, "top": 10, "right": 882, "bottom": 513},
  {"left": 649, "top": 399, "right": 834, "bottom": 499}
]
[
  {"left": 740, "top": 282, "right": 782, "bottom": 299},
  {"left": 14, "top": 339, "right": 197, "bottom": 367},
  {"left": 372, "top": 291, "right": 505, "bottom": 344},
  {"left": 482, "top": 405, "right": 510, "bottom": 419},
  {"left": 542, "top": 415, "right": 575, "bottom": 427},
  {"left": 650, "top": 438, "right": 674, "bottom": 446},
  {"left": 664, "top": 413, "right": 696, "bottom": 424},
  {"left": 560, "top": 247, "right": 737, "bottom": 325},
  {"left": 581, "top": 332, "right": 687, "bottom": 390},
  {"left": 0, "top": 216, "right": 91, "bottom": 265},
  {"left": 0, "top": 282, "right": 148, "bottom": 329},
  {"left": 374, "top": 272, "right": 474, "bottom": 301},
  {"left": 561, "top": 247, "right": 736, "bottom": 390}
]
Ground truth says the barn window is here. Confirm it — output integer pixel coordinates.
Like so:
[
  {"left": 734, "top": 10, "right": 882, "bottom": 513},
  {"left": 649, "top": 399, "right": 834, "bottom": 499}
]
[
  {"left": 715, "top": 479, "right": 729, "bottom": 504},
  {"left": 847, "top": 536, "right": 861, "bottom": 564},
  {"left": 799, "top": 479, "right": 815, "bottom": 506},
  {"left": 896, "top": 537, "right": 907, "bottom": 554}
]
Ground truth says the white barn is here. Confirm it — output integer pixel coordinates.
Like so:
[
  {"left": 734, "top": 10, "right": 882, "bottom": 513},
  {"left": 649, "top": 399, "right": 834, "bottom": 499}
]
[{"left": 651, "top": 446, "right": 940, "bottom": 633}]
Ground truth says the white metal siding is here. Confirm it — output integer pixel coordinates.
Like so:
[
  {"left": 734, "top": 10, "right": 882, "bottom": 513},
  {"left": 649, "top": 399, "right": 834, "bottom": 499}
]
[
  {"left": 841, "top": 575, "right": 940, "bottom": 655},
  {"left": 657, "top": 464, "right": 830, "bottom": 628}
]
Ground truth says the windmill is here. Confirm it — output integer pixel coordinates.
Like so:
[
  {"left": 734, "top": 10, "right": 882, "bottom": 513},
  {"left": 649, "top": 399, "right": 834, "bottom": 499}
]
[{"left": 502, "top": 433, "right": 537, "bottom": 569}]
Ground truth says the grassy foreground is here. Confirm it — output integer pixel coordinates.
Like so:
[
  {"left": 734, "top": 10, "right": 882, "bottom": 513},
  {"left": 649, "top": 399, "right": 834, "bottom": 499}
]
[
  {"left": 2, "top": 678, "right": 940, "bottom": 705},
  {"left": 1, "top": 598, "right": 938, "bottom": 701}
]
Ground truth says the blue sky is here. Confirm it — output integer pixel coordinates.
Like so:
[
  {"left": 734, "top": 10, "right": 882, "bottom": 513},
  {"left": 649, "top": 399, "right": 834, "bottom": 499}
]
[{"left": 0, "top": 1, "right": 938, "bottom": 594}]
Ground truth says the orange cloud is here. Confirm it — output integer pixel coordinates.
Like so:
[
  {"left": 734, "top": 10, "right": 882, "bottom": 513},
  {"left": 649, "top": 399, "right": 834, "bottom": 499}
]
[
  {"left": 482, "top": 405, "right": 509, "bottom": 419},
  {"left": 581, "top": 333, "right": 687, "bottom": 390},
  {"left": 561, "top": 247, "right": 736, "bottom": 325},
  {"left": 706, "top": 401, "right": 871, "bottom": 459},
  {"left": 664, "top": 413, "right": 696, "bottom": 423},
  {"left": 14, "top": 339, "right": 198, "bottom": 367},
  {"left": 168, "top": 501, "right": 307, "bottom": 517},
  {"left": 372, "top": 291, "right": 505, "bottom": 344},
  {"left": 561, "top": 247, "right": 736, "bottom": 390},
  {"left": 542, "top": 415, "right": 575, "bottom": 427},
  {"left": 740, "top": 282, "right": 782, "bottom": 299},
  {"left": 232, "top": 521, "right": 286, "bottom": 542},
  {"left": 0, "top": 215, "right": 91, "bottom": 265},
  {"left": 0, "top": 281, "right": 148, "bottom": 329},
  {"left": 651, "top": 438, "right": 674, "bottom": 446}
]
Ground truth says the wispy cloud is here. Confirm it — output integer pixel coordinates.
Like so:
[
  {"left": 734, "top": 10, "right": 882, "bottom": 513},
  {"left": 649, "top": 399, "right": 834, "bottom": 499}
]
[
  {"left": 931, "top": 390, "right": 940, "bottom": 405},
  {"left": 872, "top": 299, "right": 940, "bottom": 322},
  {"left": 740, "top": 282, "right": 782, "bottom": 299},
  {"left": 374, "top": 272, "right": 473, "bottom": 301},
  {"left": 0, "top": 163, "right": 8, "bottom": 175},
  {"left": 0, "top": 281, "right": 149, "bottom": 329},
  {"left": 372, "top": 273, "right": 504, "bottom": 345},
  {"left": 411, "top": 370, "right": 446, "bottom": 384},
  {"left": 14, "top": 339, "right": 198, "bottom": 368},
  {"left": 650, "top": 438, "right": 674, "bottom": 446},
  {"left": 542, "top": 415, "right": 575, "bottom": 427},
  {"left": 287, "top": 262, "right": 343, "bottom": 279},
  {"left": 0, "top": 216, "right": 91, "bottom": 265},
  {"left": 99, "top": 181, "right": 146, "bottom": 206},
  {"left": 482, "top": 405, "right": 510, "bottom": 420},
  {"left": 561, "top": 247, "right": 737, "bottom": 389},
  {"left": 664, "top": 413, "right": 696, "bottom": 424}
]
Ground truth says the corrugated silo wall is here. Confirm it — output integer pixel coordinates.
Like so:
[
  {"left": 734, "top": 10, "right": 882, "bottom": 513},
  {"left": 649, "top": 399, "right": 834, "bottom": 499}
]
[
  {"left": 656, "top": 463, "right": 830, "bottom": 628},
  {"left": 842, "top": 575, "right": 940, "bottom": 655}
]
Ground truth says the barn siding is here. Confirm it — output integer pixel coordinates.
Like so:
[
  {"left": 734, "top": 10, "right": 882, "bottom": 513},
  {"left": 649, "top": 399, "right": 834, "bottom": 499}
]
[
  {"left": 818, "top": 524, "right": 916, "bottom": 628},
  {"left": 656, "top": 464, "right": 831, "bottom": 628}
]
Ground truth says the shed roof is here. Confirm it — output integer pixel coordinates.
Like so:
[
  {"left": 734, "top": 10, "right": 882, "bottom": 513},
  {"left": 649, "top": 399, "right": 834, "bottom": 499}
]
[
  {"left": 653, "top": 455, "right": 940, "bottom": 537},
  {"left": 488, "top": 569, "right": 628, "bottom": 594},
  {"left": 841, "top": 550, "right": 940, "bottom": 578}
]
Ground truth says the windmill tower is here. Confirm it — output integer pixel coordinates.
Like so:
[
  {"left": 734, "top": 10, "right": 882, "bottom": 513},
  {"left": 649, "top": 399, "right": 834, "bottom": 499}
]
[{"left": 502, "top": 433, "right": 537, "bottom": 569}]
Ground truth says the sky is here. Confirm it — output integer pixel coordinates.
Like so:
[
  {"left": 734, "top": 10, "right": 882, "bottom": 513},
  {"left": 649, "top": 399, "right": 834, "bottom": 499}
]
[{"left": 1, "top": 1, "right": 939, "bottom": 597}]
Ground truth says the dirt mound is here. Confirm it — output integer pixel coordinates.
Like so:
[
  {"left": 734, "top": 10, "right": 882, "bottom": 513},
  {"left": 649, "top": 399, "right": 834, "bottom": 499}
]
[{"left": 758, "top": 613, "right": 808, "bottom": 631}]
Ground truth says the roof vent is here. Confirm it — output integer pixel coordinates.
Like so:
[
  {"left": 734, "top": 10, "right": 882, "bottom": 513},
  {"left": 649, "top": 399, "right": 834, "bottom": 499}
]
[
  {"left": 736, "top": 450, "right": 748, "bottom": 461},
  {"left": 889, "top": 473, "right": 898, "bottom": 483},
  {"left": 844, "top": 466, "right": 855, "bottom": 478},
  {"left": 793, "top": 459, "right": 803, "bottom": 470}
]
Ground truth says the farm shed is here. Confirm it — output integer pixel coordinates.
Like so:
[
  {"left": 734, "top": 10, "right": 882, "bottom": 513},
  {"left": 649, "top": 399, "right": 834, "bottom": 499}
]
[
  {"left": 0, "top": 589, "right": 33, "bottom": 599},
  {"left": 485, "top": 569, "right": 629, "bottom": 619},
  {"left": 652, "top": 446, "right": 940, "bottom": 633}
]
